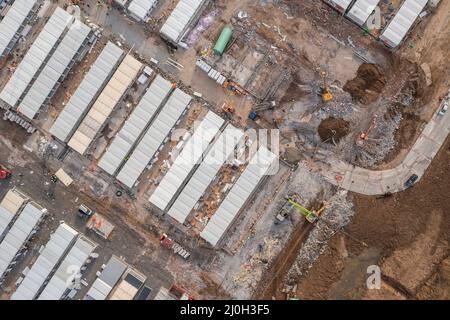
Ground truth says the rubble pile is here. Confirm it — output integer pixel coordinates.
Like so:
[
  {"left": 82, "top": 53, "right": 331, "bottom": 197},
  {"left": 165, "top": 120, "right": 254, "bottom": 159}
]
[
  {"left": 351, "top": 111, "right": 402, "bottom": 167},
  {"left": 282, "top": 190, "right": 354, "bottom": 290}
]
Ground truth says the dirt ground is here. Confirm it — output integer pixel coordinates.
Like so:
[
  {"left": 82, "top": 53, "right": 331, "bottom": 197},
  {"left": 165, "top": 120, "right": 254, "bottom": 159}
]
[
  {"left": 290, "top": 134, "right": 450, "bottom": 300},
  {"left": 318, "top": 117, "right": 350, "bottom": 143}
]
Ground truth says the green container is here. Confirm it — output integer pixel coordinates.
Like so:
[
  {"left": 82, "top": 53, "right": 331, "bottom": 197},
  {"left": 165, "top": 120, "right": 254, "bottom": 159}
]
[{"left": 213, "top": 26, "right": 233, "bottom": 56}]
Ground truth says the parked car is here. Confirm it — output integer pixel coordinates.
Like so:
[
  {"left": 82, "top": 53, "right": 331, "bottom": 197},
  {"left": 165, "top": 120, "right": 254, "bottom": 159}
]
[
  {"left": 439, "top": 103, "right": 448, "bottom": 115},
  {"left": 78, "top": 204, "right": 93, "bottom": 219},
  {"left": 404, "top": 174, "right": 419, "bottom": 188}
]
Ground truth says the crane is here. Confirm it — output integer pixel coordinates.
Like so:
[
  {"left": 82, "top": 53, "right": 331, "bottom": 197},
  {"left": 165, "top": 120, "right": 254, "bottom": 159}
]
[{"left": 320, "top": 70, "right": 333, "bottom": 102}]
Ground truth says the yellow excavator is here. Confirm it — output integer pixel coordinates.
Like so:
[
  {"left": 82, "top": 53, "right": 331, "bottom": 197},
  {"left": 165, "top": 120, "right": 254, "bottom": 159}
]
[{"left": 320, "top": 70, "right": 333, "bottom": 102}]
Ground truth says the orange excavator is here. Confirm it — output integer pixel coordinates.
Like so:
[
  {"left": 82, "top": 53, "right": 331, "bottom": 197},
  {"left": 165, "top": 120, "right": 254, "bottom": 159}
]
[
  {"left": 0, "top": 165, "right": 11, "bottom": 180},
  {"left": 357, "top": 114, "right": 378, "bottom": 146}
]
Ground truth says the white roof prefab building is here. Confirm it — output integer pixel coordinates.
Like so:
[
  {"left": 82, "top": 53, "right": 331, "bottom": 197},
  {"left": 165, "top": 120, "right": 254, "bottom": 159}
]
[
  {"left": 346, "top": 0, "right": 380, "bottom": 26},
  {"left": 0, "top": 7, "right": 73, "bottom": 108},
  {"left": 160, "top": 0, "right": 207, "bottom": 44},
  {"left": 116, "top": 88, "right": 192, "bottom": 189},
  {"left": 148, "top": 111, "right": 224, "bottom": 211},
  {"left": 380, "top": 0, "right": 428, "bottom": 48},
  {"left": 0, "top": 202, "right": 45, "bottom": 282},
  {"left": 49, "top": 42, "right": 124, "bottom": 142},
  {"left": 68, "top": 54, "right": 142, "bottom": 155},
  {"left": 98, "top": 75, "right": 172, "bottom": 176},
  {"left": 167, "top": 125, "right": 244, "bottom": 224},
  {"left": 38, "top": 236, "right": 96, "bottom": 300},
  {"left": 0, "top": 0, "right": 37, "bottom": 59},
  {"left": 18, "top": 20, "right": 91, "bottom": 119},
  {"left": 0, "top": 189, "right": 28, "bottom": 239},
  {"left": 200, "top": 146, "right": 277, "bottom": 246},
  {"left": 128, "top": 0, "right": 158, "bottom": 22},
  {"left": 10, "top": 223, "right": 78, "bottom": 300},
  {"left": 324, "top": 0, "right": 354, "bottom": 14}
]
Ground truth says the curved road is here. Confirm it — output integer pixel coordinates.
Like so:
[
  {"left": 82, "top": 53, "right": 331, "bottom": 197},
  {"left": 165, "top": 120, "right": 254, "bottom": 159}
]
[{"left": 320, "top": 94, "right": 450, "bottom": 195}]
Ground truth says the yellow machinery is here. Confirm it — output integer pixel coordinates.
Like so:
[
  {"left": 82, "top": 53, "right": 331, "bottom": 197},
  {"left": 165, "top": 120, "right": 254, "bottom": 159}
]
[{"left": 320, "top": 70, "right": 333, "bottom": 102}]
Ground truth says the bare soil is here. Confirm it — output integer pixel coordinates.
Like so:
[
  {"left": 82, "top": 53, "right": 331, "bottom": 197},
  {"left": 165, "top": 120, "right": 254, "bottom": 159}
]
[
  {"left": 292, "top": 135, "right": 450, "bottom": 299},
  {"left": 343, "top": 63, "right": 386, "bottom": 105},
  {"left": 318, "top": 117, "right": 350, "bottom": 143}
]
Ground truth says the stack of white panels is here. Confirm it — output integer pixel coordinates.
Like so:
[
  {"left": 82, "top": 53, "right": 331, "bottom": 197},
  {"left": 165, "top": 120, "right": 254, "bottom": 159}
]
[
  {"left": 0, "top": 0, "right": 37, "bottom": 58},
  {"left": 18, "top": 21, "right": 91, "bottom": 119},
  {"left": 68, "top": 55, "right": 143, "bottom": 155},
  {"left": 128, "top": 0, "right": 158, "bottom": 21},
  {"left": 149, "top": 111, "right": 224, "bottom": 211},
  {"left": 38, "top": 236, "right": 96, "bottom": 300},
  {"left": 50, "top": 42, "right": 124, "bottom": 142},
  {"left": 0, "top": 7, "right": 73, "bottom": 108},
  {"left": 0, "top": 203, "right": 45, "bottom": 280},
  {"left": 116, "top": 88, "right": 192, "bottom": 188},
  {"left": 346, "top": 0, "right": 380, "bottom": 26},
  {"left": 160, "top": 0, "right": 207, "bottom": 43},
  {"left": 167, "top": 125, "right": 244, "bottom": 224},
  {"left": 11, "top": 223, "right": 78, "bottom": 300},
  {"left": 200, "top": 146, "right": 277, "bottom": 246},
  {"left": 98, "top": 75, "right": 172, "bottom": 176},
  {"left": 0, "top": 189, "right": 28, "bottom": 238},
  {"left": 380, "top": 0, "right": 428, "bottom": 48}
]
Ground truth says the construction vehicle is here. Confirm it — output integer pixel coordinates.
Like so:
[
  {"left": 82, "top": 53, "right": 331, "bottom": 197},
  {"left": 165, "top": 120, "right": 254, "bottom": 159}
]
[
  {"left": 77, "top": 204, "right": 93, "bottom": 219},
  {"left": 320, "top": 70, "right": 333, "bottom": 102},
  {"left": 357, "top": 114, "right": 378, "bottom": 146},
  {"left": 221, "top": 101, "right": 235, "bottom": 114},
  {"left": 276, "top": 197, "right": 325, "bottom": 223},
  {"left": 0, "top": 164, "right": 11, "bottom": 180},
  {"left": 288, "top": 199, "right": 325, "bottom": 223}
]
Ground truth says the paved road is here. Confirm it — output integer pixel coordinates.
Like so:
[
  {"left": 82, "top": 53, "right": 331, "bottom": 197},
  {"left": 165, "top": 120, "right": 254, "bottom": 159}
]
[{"left": 320, "top": 94, "right": 450, "bottom": 195}]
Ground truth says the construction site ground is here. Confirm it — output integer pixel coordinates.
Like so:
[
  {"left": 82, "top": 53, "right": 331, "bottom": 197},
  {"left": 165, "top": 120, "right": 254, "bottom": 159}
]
[
  {"left": 0, "top": 0, "right": 449, "bottom": 301},
  {"left": 263, "top": 134, "right": 450, "bottom": 300}
]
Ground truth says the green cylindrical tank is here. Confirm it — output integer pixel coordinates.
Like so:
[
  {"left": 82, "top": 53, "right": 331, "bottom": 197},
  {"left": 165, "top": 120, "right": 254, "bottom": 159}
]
[{"left": 213, "top": 26, "right": 233, "bottom": 56}]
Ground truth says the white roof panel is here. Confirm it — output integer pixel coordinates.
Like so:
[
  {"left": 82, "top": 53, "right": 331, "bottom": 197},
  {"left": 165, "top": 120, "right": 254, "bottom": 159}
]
[
  {"left": 98, "top": 75, "right": 172, "bottom": 175},
  {"left": 18, "top": 21, "right": 91, "bottom": 119},
  {"left": 128, "top": 0, "right": 158, "bottom": 21},
  {"left": 38, "top": 236, "right": 96, "bottom": 300},
  {"left": 116, "top": 88, "right": 192, "bottom": 188},
  {"left": 346, "top": 0, "right": 380, "bottom": 26},
  {"left": 325, "top": 0, "right": 353, "bottom": 13},
  {"left": 160, "top": 0, "right": 206, "bottom": 43},
  {"left": 0, "top": 189, "right": 27, "bottom": 239},
  {"left": 167, "top": 125, "right": 244, "bottom": 224},
  {"left": 0, "top": 0, "right": 37, "bottom": 58},
  {"left": 11, "top": 223, "right": 78, "bottom": 300},
  {"left": 0, "top": 203, "right": 45, "bottom": 280},
  {"left": 380, "top": 0, "right": 428, "bottom": 48},
  {"left": 149, "top": 111, "right": 224, "bottom": 211},
  {"left": 0, "top": 7, "right": 73, "bottom": 107},
  {"left": 200, "top": 146, "right": 277, "bottom": 246},
  {"left": 68, "top": 54, "right": 142, "bottom": 154}
]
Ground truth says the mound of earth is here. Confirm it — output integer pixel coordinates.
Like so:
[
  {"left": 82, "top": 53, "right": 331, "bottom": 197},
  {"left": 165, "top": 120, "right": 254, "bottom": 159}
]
[
  {"left": 318, "top": 117, "right": 350, "bottom": 143},
  {"left": 344, "top": 63, "right": 386, "bottom": 104}
]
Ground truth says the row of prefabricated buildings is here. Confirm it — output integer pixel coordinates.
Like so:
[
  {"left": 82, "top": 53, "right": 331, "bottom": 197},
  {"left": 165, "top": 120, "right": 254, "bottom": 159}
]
[
  {"left": 325, "top": 0, "right": 433, "bottom": 48},
  {"left": 114, "top": 0, "right": 209, "bottom": 48},
  {"left": 0, "top": 5, "right": 278, "bottom": 247},
  {"left": 0, "top": 188, "right": 148, "bottom": 300}
]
